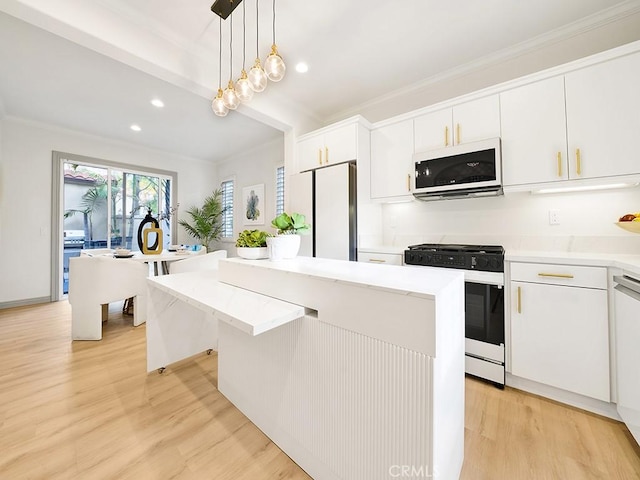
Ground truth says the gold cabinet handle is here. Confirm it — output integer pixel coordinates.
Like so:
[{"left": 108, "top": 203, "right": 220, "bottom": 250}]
[
  {"left": 517, "top": 286, "right": 522, "bottom": 314},
  {"left": 407, "top": 173, "right": 411, "bottom": 192},
  {"left": 538, "top": 273, "right": 575, "bottom": 279},
  {"left": 368, "top": 258, "right": 386, "bottom": 263},
  {"left": 576, "top": 148, "right": 581, "bottom": 176},
  {"left": 444, "top": 126, "right": 449, "bottom": 146},
  {"left": 456, "top": 123, "right": 461, "bottom": 145},
  {"left": 325, "top": 146, "right": 329, "bottom": 164},
  {"left": 557, "top": 152, "right": 562, "bottom": 177},
  {"left": 317, "top": 148, "right": 322, "bottom": 166}
]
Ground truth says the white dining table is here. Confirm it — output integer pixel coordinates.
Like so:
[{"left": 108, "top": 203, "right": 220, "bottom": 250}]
[
  {"left": 87, "top": 250, "right": 203, "bottom": 275},
  {"left": 120, "top": 250, "right": 203, "bottom": 275}
]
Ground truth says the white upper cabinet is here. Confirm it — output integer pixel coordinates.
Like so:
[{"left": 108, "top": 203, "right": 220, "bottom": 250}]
[
  {"left": 452, "top": 95, "right": 501, "bottom": 145},
  {"left": 413, "top": 109, "right": 452, "bottom": 152},
  {"left": 500, "top": 76, "right": 569, "bottom": 186},
  {"left": 370, "top": 119, "right": 414, "bottom": 200},
  {"left": 501, "top": 51, "right": 640, "bottom": 187},
  {"left": 297, "top": 123, "right": 358, "bottom": 172},
  {"left": 414, "top": 95, "right": 501, "bottom": 153},
  {"left": 565, "top": 52, "right": 640, "bottom": 179},
  {"left": 297, "top": 135, "right": 326, "bottom": 172}
]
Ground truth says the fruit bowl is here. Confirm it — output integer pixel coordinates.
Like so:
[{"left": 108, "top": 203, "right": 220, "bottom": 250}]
[{"left": 615, "top": 221, "right": 640, "bottom": 233}]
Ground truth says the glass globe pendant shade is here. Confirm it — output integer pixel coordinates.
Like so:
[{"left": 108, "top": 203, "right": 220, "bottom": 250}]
[
  {"left": 248, "top": 58, "right": 268, "bottom": 92},
  {"left": 235, "top": 70, "right": 254, "bottom": 102},
  {"left": 264, "top": 44, "right": 286, "bottom": 82},
  {"left": 222, "top": 80, "right": 240, "bottom": 110},
  {"left": 212, "top": 88, "right": 228, "bottom": 117}
]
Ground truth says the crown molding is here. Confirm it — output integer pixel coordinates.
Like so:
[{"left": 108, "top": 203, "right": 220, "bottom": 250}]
[{"left": 329, "top": 1, "right": 640, "bottom": 124}]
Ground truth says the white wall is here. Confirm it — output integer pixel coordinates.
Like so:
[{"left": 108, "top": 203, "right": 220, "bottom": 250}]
[
  {"left": 0, "top": 116, "right": 217, "bottom": 305},
  {"left": 382, "top": 189, "right": 640, "bottom": 253},
  {"left": 215, "top": 135, "right": 285, "bottom": 257}
]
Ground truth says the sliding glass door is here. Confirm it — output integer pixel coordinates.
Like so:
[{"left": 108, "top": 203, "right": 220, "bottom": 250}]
[{"left": 55, "top": 152, "right": 176, "bottom": 297}]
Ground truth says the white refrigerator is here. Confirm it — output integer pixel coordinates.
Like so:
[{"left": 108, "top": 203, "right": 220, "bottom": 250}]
[{"left": 289, "top": 162, "right": 357, "bottom": 261}]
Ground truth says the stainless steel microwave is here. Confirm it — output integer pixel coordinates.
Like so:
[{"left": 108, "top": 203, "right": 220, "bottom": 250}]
[{"left": 412, "top": 137, "right": 503, "bottom": 201}]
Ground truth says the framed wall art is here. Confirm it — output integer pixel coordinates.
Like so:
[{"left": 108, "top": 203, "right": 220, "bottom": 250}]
[{"left": 242, "top": 184, "right": 265, "bottom": 225}]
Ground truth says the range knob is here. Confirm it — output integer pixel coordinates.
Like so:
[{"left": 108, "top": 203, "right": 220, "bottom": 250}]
[
  {"left": 476, "top": 256, "right": 489, "bottom": 269},
  {"left": 406, "top": 252, "right": 422, "bottom": 264}
]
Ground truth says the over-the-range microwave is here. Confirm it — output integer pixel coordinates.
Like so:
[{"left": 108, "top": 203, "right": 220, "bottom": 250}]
[{"left": 412, "top": 137, "right": 503, "bottom": 201}]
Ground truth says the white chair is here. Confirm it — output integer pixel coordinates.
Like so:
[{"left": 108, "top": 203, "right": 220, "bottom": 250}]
[
  {"left": 69, "top": 255, "right": 148, "bottom": 340},
  {"left": 169, "top": 250, "right": 227, "bottom": 274}
]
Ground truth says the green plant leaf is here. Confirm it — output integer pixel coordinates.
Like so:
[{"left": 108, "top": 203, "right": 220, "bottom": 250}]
[
  {"left": 178, "top": 189, "right": 224, "bottom": 249},
  {"left": 270, "top": 212, "right": 311, "bottom": 235}
]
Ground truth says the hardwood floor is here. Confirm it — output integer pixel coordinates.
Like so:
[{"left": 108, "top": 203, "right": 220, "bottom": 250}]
[{"left": 1, "top": 301, "right": 639, "bottom": 479}]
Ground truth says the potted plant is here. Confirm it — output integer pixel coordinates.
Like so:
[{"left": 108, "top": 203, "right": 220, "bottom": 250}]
[
  {"left": 178, "top": 190, "right": 224, "bottom": 252},
  {"left": 267, "top": 212, "right": 311, "bottom": 260},
  {"left": 235, "top": 229, "right": 270, "bottom": 259}
]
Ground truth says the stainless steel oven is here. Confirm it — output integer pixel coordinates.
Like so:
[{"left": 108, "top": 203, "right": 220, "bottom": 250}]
[{"left": 405, "top": 244, "right": 505, "bottom": 387}]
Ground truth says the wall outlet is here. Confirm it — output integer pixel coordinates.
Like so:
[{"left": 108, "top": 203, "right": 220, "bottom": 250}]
[{"left": 549, "top": 209, "right": 560, "bottom": 225}]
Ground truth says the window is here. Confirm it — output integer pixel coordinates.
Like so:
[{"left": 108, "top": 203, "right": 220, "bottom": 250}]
[
  {"left": 221, "top": 179, "right": 234, "bottom": 238},
  {"left": 276, "top": 166, "right": 285, "bottom": 216}
]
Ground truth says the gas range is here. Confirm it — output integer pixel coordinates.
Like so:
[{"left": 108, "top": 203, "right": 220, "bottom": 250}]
[
  {"left": 404, "top": 243, "right": 506, "bottom": 387},
  {"left": 404, "top": 243, "right": 504, "bottom": 273}
]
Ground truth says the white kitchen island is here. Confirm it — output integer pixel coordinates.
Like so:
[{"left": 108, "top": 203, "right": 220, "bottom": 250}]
[{"left": 147, "top": 257, "right": 465, "bottom": 480}]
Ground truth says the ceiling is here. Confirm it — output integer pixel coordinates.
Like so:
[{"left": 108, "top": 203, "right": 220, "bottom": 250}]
[{"left": 1, "top": 0, "right": 640, "bottom": 162}]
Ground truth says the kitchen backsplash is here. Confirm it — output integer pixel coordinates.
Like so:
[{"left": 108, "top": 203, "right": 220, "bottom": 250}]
[{"left": 377, "top": 188, "right": 640, "bottom": 254}]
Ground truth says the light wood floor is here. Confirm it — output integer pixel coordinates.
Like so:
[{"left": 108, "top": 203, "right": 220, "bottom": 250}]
[{"left": 1, "top": 302, "right": 639, "bottom": 480}]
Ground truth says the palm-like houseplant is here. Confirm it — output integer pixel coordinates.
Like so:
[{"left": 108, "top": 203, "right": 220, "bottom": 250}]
[{"left": 178, "top": 190, "right": 225, "bottom": 251}]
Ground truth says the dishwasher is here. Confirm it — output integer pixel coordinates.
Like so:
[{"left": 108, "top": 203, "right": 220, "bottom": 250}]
[{"left": 614, "top": 273, "right": 640, "bottom": 446}]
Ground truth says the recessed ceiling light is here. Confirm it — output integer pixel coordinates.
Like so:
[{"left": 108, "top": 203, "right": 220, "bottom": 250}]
[
  {"left": 151, "top": 98, "right": 164, "bottom": 108},
  {"left": 295, "top": 62, "right": 309, "bottom": 73},
  {"left": 130, "top": 124, "right": 142, "bottom": 132}
]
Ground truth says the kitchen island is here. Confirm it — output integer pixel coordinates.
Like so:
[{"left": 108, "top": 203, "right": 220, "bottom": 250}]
[{"left": 147, "top": 257, "right": 465, "bottom": 480}]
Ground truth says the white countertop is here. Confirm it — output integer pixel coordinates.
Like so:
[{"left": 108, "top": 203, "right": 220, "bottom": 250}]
[
  {"left": 358, "top": 244, "right": 640, "bottom": 277},
  {"left": 147, "top": 270, "right": 306, "bottom": 335},
  {"left": 506, "top": 250, "right": 640, "bottom": 276},
  {"left": 222, "top": 256, "right": 464, "bottom": 300}
]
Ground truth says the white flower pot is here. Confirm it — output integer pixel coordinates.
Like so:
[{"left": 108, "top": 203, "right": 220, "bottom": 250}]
[
  {"left": 266, "top": 234, "right": 301, "bottom": 261},
  {"left": 236, "top": 247, "right": 268, "bottom": 260}
]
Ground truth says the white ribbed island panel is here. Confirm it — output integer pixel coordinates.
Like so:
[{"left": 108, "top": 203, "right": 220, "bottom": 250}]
[{"left": 218, "top": 315, "right": 434, "bottom": 480}]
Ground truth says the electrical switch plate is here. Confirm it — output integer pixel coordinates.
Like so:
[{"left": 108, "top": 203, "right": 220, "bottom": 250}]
[{"left": 549, "top": 209, "right": 560, "bottom": 225}]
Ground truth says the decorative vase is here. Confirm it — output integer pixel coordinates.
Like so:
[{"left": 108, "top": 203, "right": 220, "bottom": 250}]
[
  {"left": 137, "top": 209, "right": 160, "bottom": 251},
  {"left": 236, "top": 247, "right": 269, "bottom": 260},
  {"left": 266, "top": 234, "right": 301, "bottom": 261}
]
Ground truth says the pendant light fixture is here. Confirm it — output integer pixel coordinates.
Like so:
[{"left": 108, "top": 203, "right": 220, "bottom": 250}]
[
  {"left": 211, "top": 16, "right": 228, "bottom": 117},
  {"left": 235, "top": 1, "right": 254, "bottom": 102},
  {"left": 248, "top": 0, "right": 268, "bottom": 92},
  {"left": 222, "top": 12, "right": 241, "bottom": 110},
  {"left": 264, "top": 0, "right": 286, "bottom": 82}
]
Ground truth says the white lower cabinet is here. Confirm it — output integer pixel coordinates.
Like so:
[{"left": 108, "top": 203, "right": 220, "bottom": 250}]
[
  {"left": 510, "top": 263, "right": 610, "bottom": 402},
  {"left": 358, "top": 251, "right": 403, "bottom": 265}
]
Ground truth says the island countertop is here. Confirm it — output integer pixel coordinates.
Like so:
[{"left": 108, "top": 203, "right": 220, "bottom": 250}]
[
  {"left": 220, "top": 256, "right": 463, "bottom": 300},
  {"left": 147, "top": 270, "right": 306, "bottom": 336},
  {"left": 218, "top": 256, "right": 464, "bottom": 359}
]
